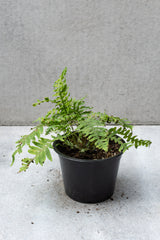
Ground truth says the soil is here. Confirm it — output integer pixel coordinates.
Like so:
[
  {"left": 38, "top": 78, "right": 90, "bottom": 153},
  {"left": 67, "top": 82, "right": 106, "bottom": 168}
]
[{"left": 58, "top": 139, "right": 122, "bottom": 160}]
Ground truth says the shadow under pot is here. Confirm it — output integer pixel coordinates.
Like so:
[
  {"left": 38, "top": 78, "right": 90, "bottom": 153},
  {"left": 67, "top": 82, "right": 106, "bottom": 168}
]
[{"left": 53, "top": 140, "right": 123, "bottom": 203}]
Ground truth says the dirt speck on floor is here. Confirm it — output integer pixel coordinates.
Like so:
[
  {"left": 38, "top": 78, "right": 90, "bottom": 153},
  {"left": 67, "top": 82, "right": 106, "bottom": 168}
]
[{"left": 121, "top": 192, "right": 124, "bottom": 197}]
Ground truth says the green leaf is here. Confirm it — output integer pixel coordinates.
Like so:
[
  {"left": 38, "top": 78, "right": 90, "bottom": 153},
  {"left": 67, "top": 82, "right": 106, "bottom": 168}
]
[
  {"left": 46, "top": 148, "right": 52, "bottom": 161},
  {"left": 44, "top": 97, "right": 49, "bottom": 102},
  {"left": 39, "top": 151, "right": 46, "bottom": 164}
]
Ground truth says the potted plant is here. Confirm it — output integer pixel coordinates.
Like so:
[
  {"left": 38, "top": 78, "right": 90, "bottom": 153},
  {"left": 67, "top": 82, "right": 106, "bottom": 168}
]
[{"left": 11, "top": 67, "right": 151, "bottom": 203}]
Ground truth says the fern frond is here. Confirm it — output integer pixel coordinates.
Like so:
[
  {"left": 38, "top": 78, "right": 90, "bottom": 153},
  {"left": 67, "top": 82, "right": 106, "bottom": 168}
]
[
  {"left": 11, "top": 125, "right": 43, "bottom": 166},
  {"left": 95, "top": 112, "right": 133, "bottom": 130},
  {"left": 28, "top": 138, "right": 53, "bottom": 166},
  {"left": 77, "top": 117, "right": 109, "bottom": 152},
  {"left": 18, "top": 158, "right": 34, "bottom": 173},
  {"left": 32, "top": 97, "right": 54, "bottom": 107}
]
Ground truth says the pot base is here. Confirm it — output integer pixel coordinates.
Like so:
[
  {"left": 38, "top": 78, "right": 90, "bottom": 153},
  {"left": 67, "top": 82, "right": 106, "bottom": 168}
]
[{"left": 65, "top": 189, "right": 114, "bottom": 204}]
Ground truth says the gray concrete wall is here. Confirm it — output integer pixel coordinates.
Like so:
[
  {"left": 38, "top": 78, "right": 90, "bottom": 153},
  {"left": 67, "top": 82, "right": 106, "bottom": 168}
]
[{"left": 0, "top": 0, "right": 160, "bottom": 125}]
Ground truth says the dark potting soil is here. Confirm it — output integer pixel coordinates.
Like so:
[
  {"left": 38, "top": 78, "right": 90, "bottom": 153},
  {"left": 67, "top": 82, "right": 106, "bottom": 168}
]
[{"left": 58, "top": 140, "right": 121, "bottom": 160}]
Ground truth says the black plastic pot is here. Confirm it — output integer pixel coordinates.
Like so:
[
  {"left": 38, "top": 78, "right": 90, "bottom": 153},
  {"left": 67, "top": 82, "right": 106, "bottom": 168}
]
[{"left": 53, "top": 141, "right": 123, "bottom": 203}]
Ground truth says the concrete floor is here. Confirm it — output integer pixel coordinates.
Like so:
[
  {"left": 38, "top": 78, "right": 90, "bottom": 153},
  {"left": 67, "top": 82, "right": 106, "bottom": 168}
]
[{"left": 0, "top": 126, "right": 160, "bottom": 240}]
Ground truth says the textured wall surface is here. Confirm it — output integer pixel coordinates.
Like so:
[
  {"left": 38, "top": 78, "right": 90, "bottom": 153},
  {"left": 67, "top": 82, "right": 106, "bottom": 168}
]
[{"left": 0, "top": 0, "right": 160, "bottom": 125}]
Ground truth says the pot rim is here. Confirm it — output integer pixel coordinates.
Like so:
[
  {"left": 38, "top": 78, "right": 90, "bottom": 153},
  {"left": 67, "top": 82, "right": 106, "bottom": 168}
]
[{"left": 53, "top": 139, "right": 124, "bottom": 163}]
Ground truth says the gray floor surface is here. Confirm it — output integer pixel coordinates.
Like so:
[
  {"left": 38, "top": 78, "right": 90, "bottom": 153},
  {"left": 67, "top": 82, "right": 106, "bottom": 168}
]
[{"left": 0, "top": 126, "right": 159, "bottom": 240}]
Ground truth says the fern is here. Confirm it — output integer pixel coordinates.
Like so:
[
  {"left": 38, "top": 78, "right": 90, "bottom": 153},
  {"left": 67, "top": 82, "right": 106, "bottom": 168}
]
[{"left": 12, "top": 67, "right": 152, "bottom": 172}]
